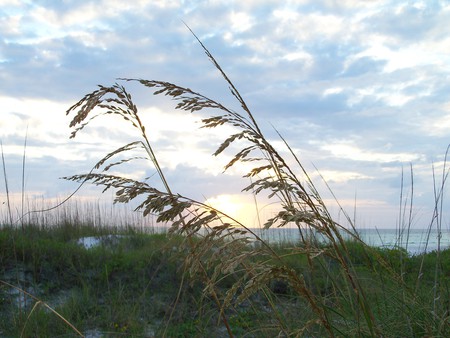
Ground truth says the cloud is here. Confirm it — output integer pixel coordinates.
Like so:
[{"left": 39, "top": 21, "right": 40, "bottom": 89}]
[
  {"left": 366, "top": 1, "right": 444, "bottom": 42},
  {"left": 320, "top": 141, "right": 424, "bottom": 164},
  {"left": 312, "top": 170, "right": 372, "bottom": 184},
  {"left": 230, "top": 11, "right": 254, "bottom": 32},
  {"left": 1, "top": 0, "right": 450, "bottom": 229},
  {"left": 420, "top": 104, "right": 450, "bottom": 137}
]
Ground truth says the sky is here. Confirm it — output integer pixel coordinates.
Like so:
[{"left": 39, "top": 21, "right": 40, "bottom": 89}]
[{"left": 1, "top": 0, "right": 450, "bottom": 230}]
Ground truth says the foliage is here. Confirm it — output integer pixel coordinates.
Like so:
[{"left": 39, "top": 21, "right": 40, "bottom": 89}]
[{"left": 2, "top": 222, "right": 450, "bottom": 336}]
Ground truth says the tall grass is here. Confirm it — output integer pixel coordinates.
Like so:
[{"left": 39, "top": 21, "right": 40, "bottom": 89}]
[
  {"left": 1, "top": 29, "right": 448, "bottom": 336},
  {"left": 60, "top": 29, "right": 450, "bottom": 336},
  {"left": 0, "top": 142, "right": 159, "bottom": 336},
  {"left": 0, "top": 220, "right": 195, "bottom": 337}
]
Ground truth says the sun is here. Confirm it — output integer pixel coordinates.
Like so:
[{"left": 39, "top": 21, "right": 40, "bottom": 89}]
[
  {"left": 205, "top": 194, "right": 270, "bottom": 228},
  {"left": 206, "top": 194, "right": 242, "bottom": 219}
]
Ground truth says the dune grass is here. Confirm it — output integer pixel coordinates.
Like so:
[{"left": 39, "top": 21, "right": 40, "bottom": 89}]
[
  {"left": 61, "top": 30, "right": 450, "bottom": 336},
  {"left": 1, "top": 219, "right": 449, "bottom": 337},
  {"left": 1, "top": 30, "right": 450, "bottom": 336},
  {"left": 0, "top": 221, "right": 193, "bottom": 337}
]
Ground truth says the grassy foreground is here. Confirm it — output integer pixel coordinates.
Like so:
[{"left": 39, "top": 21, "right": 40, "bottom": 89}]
[
  {"left": 1, "top": 222, "right": 204, "bottom": 337},
  {"left": 1, "top": 221, "right": 449, "bottom": 337}
]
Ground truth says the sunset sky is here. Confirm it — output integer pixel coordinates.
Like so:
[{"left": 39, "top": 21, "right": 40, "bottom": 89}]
[{"left": 1, "top": 0, "right": 450, "bottom": 229}]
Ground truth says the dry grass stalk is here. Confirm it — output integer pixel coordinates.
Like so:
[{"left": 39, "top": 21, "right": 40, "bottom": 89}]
[{"left": 64, "top": 28, "right": 445, "bottom": 336}]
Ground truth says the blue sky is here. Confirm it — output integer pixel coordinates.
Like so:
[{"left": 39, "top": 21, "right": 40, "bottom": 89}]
[{"left": 1, "top": 0, "right": 450, "bottom": 229}]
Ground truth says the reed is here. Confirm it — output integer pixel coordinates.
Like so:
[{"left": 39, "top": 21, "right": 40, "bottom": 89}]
[
  {"left": 1, "top": 209, "right": 450, "bottom": 336},
  {"left": 61, "top": 29, "right": 450, "bottom": 336}
]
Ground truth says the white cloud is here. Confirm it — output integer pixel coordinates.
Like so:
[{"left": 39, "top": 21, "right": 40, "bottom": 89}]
[
  {"left": 323, "top": 87, "right": 344, "bottom": 97},
  {"left": 0, "top": 143, "right": 94, "bottom": 162},
  {"left": 282, "top": 50, "right": 314, "bottom": 66},
  {"left": 321, "top": 142, "right": 423, "bottom": 163},
  {"left": 312, "top": 170, "right": 372, "bottom": 184},
  {"left": 230, "top": 12, "right": 254, "bottom": 33},
  {"left": 0, "top": 13, "right": 21, "bottom": 37},
  {"left": 346, "top": 75, "right": 433, "bottom": 108},
  {"left": 273, "top": 10, "right": 346, "bottom": 41},
  {"left": 272, "top": 8, "right": 299, "bottom": 23},
  {"left": 0, "top": 96, "right": 68, "bottom": 140},
  {"left": 352, "top": 33, "right": 450, "bottom": 74},
  {"left": 420, "top": 104, "right": 450, "bottom": 137}
]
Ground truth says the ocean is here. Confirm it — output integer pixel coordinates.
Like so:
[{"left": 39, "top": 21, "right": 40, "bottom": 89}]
[
  {"left": 151, "top": 225, "right": 450, "bottom": 255},
  {"left": 249, "top": 227, "right": 450, "bottom": 255}
]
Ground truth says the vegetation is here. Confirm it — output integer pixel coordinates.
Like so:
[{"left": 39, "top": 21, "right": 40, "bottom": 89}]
[
  {"left": 0, "top": 222, "right": 199, "bottom": 337},
  {"left": 1, "top": 221, "right": 450, "bottom": 337},
  {"left": 1, "top": 30, "right": 450, "bottom": 336}
]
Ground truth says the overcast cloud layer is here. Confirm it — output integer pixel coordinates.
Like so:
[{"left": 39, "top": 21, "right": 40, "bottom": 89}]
[{"left": 1, "top": 0, "right": 450, "bottom": 229}]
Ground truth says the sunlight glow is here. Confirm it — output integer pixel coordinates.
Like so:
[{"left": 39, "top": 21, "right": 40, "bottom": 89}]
[
  {"left": 205, "top": 194, "right": 263, "bottom": 228},
  {"left": 206, "top": 194, "right": 242, "bottom": 219}
]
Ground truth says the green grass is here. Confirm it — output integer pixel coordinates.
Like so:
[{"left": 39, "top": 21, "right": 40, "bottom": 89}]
[
  {"left": 0, "top": 222, "right": 191, "bottom": 337},
  {"left": 1, "top": 221, "right": 449, "bottom": 337}
]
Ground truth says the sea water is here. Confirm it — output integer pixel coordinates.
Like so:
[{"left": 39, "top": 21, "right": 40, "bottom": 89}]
[
  {"left": 153, "top": 225, "right": 450, "bottom": 255},
  {"left": 249, "top": 227, "right": 450, "bottom": 255},
  {"left": 353, "top": 228, "right": 450, "bottom": 255}
]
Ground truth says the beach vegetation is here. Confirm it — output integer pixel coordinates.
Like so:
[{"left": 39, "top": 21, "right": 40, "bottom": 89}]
[{"left": 1, "top": 30, "right": 449, "bottom": 336}]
